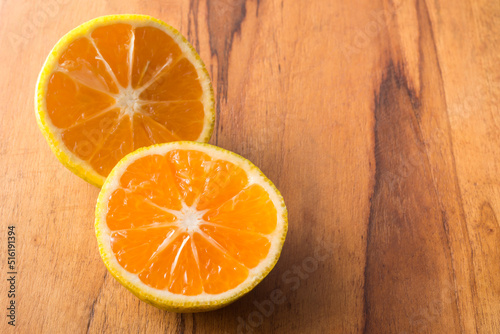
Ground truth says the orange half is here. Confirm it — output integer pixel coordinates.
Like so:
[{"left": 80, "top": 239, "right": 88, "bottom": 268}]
[
  {"left": 35, "top": 15, "right": 214, "bottom": 187},
  {"left": 95, "top": 142, "right": 288, "bottom": 312}
]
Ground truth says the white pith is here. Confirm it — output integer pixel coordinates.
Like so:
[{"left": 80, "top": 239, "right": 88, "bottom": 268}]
[
  {"left": 115, "top": 88, "right": 140, "bottom": 117},
  {"left": 146, "top": 201, "right": 209, "bottom": 233},
  {"left": 177, "top": 203, "right": 208, "bottom": 232}
]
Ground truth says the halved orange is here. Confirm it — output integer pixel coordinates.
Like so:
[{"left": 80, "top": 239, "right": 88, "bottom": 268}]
[
  {"left": 95, "top": 142, "right": 287, "bottom": 312},
  {"left": 35, "top": 15, "right": 214, "bottom": 187}
]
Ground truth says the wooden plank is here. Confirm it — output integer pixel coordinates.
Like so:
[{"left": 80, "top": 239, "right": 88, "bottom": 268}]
[{"left": 0, "top": 0, "right": 499, "bottom": 333}]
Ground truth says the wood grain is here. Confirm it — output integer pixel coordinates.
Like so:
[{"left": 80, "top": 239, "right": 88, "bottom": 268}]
[{"left": 1, "top": 0, "right": 499, "bottom": 333}]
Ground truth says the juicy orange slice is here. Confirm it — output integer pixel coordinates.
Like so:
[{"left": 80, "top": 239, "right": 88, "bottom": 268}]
[
  {"left": 95, "top": 142, "right": 287, "bottom": 312},
  {"left": 35, "top": 15, "right": 214, "bottom": 187}
]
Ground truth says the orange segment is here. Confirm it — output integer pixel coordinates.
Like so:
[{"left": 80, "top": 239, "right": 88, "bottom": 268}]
[
  {"left": 61, "top": 109, "right": 120, "bottom": 160},
  {"left": 89, "top": 116, "right": 133, "bottom": 176},
  {"left": 36, "top": 15, "right": 214, "bottom": 187},
  {"left": 46, "top": 72, "right": 116, "bottom": 128},
  {"left": 91, "top": 23, "right": 134, "bottom": 88},
  {"left": 106, "top": 189, "right": 177, "bottom": 230},
  {"left": 203, "top": 184, "right": 278, "bottom": 234},
  {"left": 58, "top": 37, "right": 119, "bottom": 94},
  {"left": 132, "top": 113, "right": 180, "bottom": 150},
  {"left": 111, "top": 226, "right": 178, "bottom": 273},
  {"left": 165, "top": 149, "right": 213, "bottom": 206},
  {"left": 137, "top": 232, "right": 186, "bottom": 290},
  {"left": 132, "top": 114, "right": 156, "bottom": 148},
  {"left": 166, "top": 235, "right": 204, "bottom": 295},
  {"left": 199, "top": 224, "right": 271, "bottom": 269},
  {"left": 119, "top": 155, "right": 182, "bottom": 210},
  {"left": 197, "top": 160, "right": 249, "bottom": 211},
  {"left": 139, "top": 58, "right": 203, "bottom": 101},
  {"left": 140, "top": 101, "right": 205, "bottom": 140},
  {"left": 192, "top": 232, "right": 249, "bottom": 294},
  {"left": 131, "top": 26, "right": 183, "bottom": 88}
]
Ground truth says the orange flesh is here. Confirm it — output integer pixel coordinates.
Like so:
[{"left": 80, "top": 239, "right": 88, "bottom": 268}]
[
  {"left": 106, "top": 150, "right": 277, "bottom": 295},
  {"left": 46, "top": 24, "right": 206, "bottom": 177}
]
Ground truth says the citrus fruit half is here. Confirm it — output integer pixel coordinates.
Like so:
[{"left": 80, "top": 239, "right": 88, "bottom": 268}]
[
  {"left": 95, "top": 142, "right": 287, "bottom": 312},
  {"left": 35, "top": 15, "right": 215, "bottom": 187}
]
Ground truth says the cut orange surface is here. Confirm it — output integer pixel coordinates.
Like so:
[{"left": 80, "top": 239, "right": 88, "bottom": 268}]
[
  {"left": 95, "top": 142, "right": 288, "bottom": 312},
  {"left": 35, "top": 15, "right": 214, "bottom": 187}
]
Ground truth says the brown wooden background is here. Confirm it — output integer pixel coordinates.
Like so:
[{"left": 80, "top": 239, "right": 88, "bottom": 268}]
[{"left": 1, "top": 0, "right": 499, "bottom": 333}]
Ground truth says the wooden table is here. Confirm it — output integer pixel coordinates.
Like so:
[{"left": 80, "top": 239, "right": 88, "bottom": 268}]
[{"left": 1, "top": 0, "right": 499, "bottom": 333}]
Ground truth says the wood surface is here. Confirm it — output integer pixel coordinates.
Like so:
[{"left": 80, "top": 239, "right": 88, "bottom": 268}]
[{"left": 1, "top": 0, "right": 499, "bottom": 333}]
